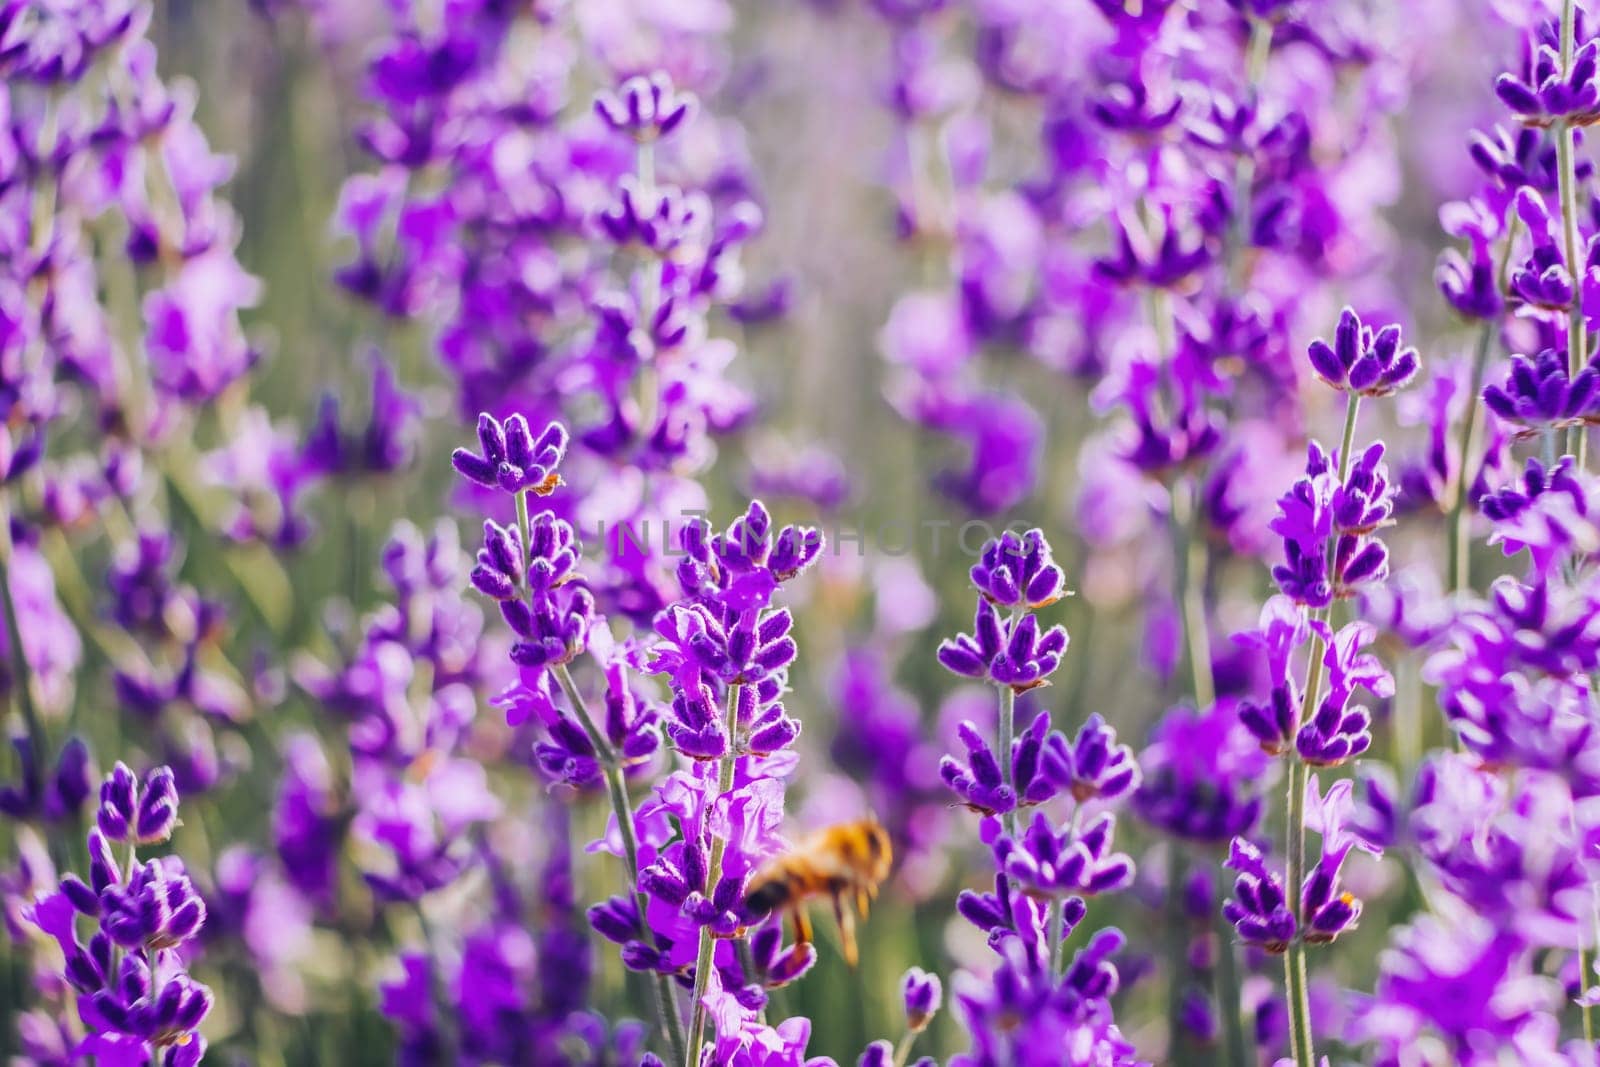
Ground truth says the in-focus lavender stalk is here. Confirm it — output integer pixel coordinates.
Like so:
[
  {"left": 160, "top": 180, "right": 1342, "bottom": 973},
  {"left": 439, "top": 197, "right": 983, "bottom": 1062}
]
[
  {"left": 937, "top": 529, "right": 1070, "bottom": 837},
  {"left": 28, "top": 763, "right": 212, "bottom": 1064},
  {"left": 1556, "top": 0, "right": 1592, "bottom": 468},
  {"left": 453, "top": 409, "right": 688, "bottom": 1061},
  {"left": 939, "top": 529, "right": 1142, "bottom": 1064},
  {"left": 1230, "top": 309, "right": 1411, "bottom": 1065}
]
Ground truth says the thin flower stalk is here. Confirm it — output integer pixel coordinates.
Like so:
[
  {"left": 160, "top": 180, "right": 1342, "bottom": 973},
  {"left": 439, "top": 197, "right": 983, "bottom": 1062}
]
[{"left": 684, "top": 681, "right": 743, "bottom": 1067}]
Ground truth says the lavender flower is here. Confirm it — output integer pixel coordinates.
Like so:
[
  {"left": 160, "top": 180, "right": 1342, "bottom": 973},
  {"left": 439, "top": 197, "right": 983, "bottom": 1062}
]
[
  {"left": 938, "top": 599, "right": 1068, "bottom": 692},
  {"left": 29, "top": 765, "right": 212, "bottom": 1063},
  {"left": 1306, "top": 309, "right": 1420, "bottom": 398},
  {"left": 594, "top": 73, "right": 698, "bottom": 142}
]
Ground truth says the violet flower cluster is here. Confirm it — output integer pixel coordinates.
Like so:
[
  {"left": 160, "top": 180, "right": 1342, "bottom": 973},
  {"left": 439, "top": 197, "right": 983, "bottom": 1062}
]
[
  {"left": 27, "top": 764, "right": 211, "bottom": 1065},
  {"left": 938, "top": 529, "right": 1144, "bottom": 1065},
  {"left": 17, "top": 1, "right": 1600, "bottom": 1064}
]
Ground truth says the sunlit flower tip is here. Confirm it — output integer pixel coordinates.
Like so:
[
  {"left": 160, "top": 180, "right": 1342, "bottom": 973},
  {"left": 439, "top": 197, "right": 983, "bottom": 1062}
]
[
  {"left": 1305, "top": 308, "right": 1419, "bottom": 398},
  {"left": 664, "top": 683, "right": 730, "bottom": 761},
  {"left": 134, "top": 766, "right": 179, "bottom": 844},
  {"left": 1221, "top": 837, "right": 1296, "bottom": 953},
  {"left": 594, "top": 72, "right": 697, "bottom": 141},
  {"left": 1483, "top": 348, "right": 1600, "bottom": 433},
  {"left": 1040, "top": 713, "right": 1141, "bottom": 801},
  {"left": 767, "top": 524, "right": 824, "bottom": 581},
  {"left": 451, "top": 413, "right": 568, "bottom": 493},
  {"left": 469, "top": 520, "right": 523, "bottom": 600},
  {"left": 940, "top": 721, "right": 1017, "bottom": 816},
  {"left": 970, "top": 529, "right": 1067, "bottom": 609},
  {"left": 901, "top": 967, "right": 942, "bottom": 1032},
  {"left": 996, "top": 810, "right": 1135, "bottom": 898},
  {"left": 1304, "top": 891, "right": 1360, "bottom": 945},
  {"left": 97, "top": 762, "right": 138, "bottom": 842},
  {"left": 1495, "top": 38, "right": 1600, "bottom": 127}
]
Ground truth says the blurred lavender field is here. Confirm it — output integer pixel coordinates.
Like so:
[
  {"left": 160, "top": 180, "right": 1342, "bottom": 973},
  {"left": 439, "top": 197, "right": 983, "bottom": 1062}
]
[{"left": 5, "top": 0, "right": 1600, "bottom": 1064}]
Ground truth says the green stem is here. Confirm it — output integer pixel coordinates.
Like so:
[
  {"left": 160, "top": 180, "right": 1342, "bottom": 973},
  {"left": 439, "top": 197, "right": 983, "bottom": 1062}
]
[
  {"left": 997, "top": 682, "right": 1017, "bottom": 835},
  {"left": 1276, "top": 400, "right": 1361, "bottom": 1063},
  {"left": 1048, "top": 897, "right": 1065, "bottom": 979},
  {"left": 515, "top": 488, "right": 533, "bottom": 574},
  {"left": 554, "top": 664, "right": 687, "bottom": 1063},
  {"left": 0, "top": 494, "right": 45, "bottom": 787},
  {"left": 1165, "top": 846, "right": 1192, "bottom": 1062},
  {"left": 1170, "top": 480, "right": 1215, "bottom": 710},
  {"left": 1335, "top": 393, "right": 1361, "bottom": 479},
  {"left": 1213, "top": 895, "right": 1250, "bottom": 1067},
  {"left": 1559, "top": 117, "right": 1589, "bottom": 470},
  {"left": 1447, "top": 322, "right": 1495, "bottom": 594},
  {"left": 1582, "top": 931, "right": 1597, "bottom": 1046},
  {"left": 1556, "top": 0, "right": 1588, "bottom": 468},
  {"left": 1282, "top": 393, "right": 1360, "bottom": 1065},
  {"left": 1227, "top": 17, "right": 1274, "bottom": 290},
  {"left": 1283, "top": 757, "right": 1315, "bottom": 1067},
  {"left": 891, "top": 1030, "right": 919, "bottom": 1067},
  {"left": 685, "top": 683, "right": 742, "bottom": 1067}
]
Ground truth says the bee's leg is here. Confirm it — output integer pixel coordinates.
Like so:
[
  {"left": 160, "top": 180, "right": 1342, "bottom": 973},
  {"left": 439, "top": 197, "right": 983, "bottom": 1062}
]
[
  {"left": 834, "top": 894, "right": 859, "bottom": 968},
  {"left": 790, "top": 904, "right": 814, "bottom": 949},
  {"left": 856, "top": 886, "right": 871, "bottom": 919}
]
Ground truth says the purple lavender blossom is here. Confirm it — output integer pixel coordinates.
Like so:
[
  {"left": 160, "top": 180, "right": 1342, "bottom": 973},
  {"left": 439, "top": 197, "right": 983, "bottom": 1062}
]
[
  {"left": 29, "top": 765, "right": 212, "bottom": 1063},
  {"left": 1306, "top": 309, "right": 1420, "bottom": 398}
]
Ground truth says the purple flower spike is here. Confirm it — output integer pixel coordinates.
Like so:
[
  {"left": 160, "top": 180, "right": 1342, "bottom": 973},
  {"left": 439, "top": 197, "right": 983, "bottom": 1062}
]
[
  {"left": 1478, "top": 456, "right": 1598, "bottom": 573},
  {"left": 1305, "top": 308, "right": 1420, "bottom": 398},
  {"left": 1469, "top": 124, "right": 1571, "bottom": 192},
  {"left": 469, "top": 520, "right": 524, "bottom": 601},
  {"left": 594, "top": 72, "right": 698, "bottom": 142},
  {"left": 1482, "top": 348, "right": 1600, "bottom": 433},
  {"left": 451, "top": 412, "right": 568, "bottom": 495},
  {"left": 1040, "top": 713, "right": 1141, "bottom": 802},
  {"left": 1495, "top": 38, "right": 1600, "bottom": 127},
  {"left": 940, "top": 721, "right": 1016, "bottom": 816},
  {"left": 1270, "top": 440, "right": 1395, "bottom": 605},
  {"left": 902, "top": 967, "right": 942, "bottom": 1032},
  {"left": 133, "top": 767, "right": 178, "bottom": 844},
  {"left": 994, "top": 811, "right": 1135, "bottom": 898},
  {"left": 937, "top": 598, "right": 1006, "bottom": 680},
  {"left": 1298, "top": 777, "right": 1373, "bottom": 945},
  {"left": 1221, "top": 837, "right": 1296, "bottom": 953},
  {"left": 939, "top": 600, "right": 1067, "bottom": 692},
  {"left": 970, "top": 529, "right": 1068, "bottom": 609},
  {"left": 30, "top": 764, "right": 211, "bottom": 1057},
  {"left": 97, "top": 762, "right": 138, "bottom": 842},
  {"left": 664, "top": 682, "right": 730, "bottom": 761}
]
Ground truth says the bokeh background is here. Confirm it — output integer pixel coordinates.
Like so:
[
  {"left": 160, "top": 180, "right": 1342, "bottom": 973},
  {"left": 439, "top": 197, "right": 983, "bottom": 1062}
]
[{"left": 0, "top": 0, "right": 1584, "bottom": 1064}]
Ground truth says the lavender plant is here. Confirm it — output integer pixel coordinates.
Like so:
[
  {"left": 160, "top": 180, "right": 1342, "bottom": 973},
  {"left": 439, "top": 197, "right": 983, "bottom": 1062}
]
[{"left": 13, "top": 0, "right": 1600, "bottom": 1064}]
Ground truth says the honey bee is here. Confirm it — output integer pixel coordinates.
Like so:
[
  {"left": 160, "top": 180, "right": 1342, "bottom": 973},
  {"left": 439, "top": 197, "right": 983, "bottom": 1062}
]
[{"left": 742, "top": 817, "right": 893, "bottom": 967}]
